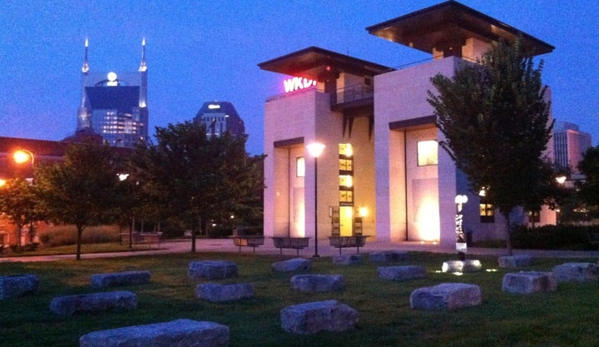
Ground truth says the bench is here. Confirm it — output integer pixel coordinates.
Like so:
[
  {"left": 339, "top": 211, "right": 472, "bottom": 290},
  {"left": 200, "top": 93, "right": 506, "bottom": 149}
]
[
  {"left": 587, "top": 232, "right": 599, "bottom": 250},
  {"left": 230, "top": 235, "right": 265, "bottom": 253},
  {"left": 328, "top": 235, "right": 369, "bottom": 255},
  {"left": 119, "top": 232, "right": 162, "bottom": 248},
  {"left": 271, "top": 237, "right": 310, "bottom": 256}
]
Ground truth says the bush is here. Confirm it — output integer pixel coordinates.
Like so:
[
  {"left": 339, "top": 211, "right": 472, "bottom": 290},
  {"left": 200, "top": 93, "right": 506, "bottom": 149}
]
[
  {"left": 39, "top": 225, "right": 121, "bottom": 247},
  {"left": 511, "top": 224, "right": 598, "bottom": 250}
]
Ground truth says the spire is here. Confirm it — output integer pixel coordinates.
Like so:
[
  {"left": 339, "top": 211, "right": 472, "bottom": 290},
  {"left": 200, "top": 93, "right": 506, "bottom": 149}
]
[
  {"left": 139, "top": 37, "right": 147, "bottom": 72},
  {"left": 81, "top": 38, "right": 89, "bottom": 74}
]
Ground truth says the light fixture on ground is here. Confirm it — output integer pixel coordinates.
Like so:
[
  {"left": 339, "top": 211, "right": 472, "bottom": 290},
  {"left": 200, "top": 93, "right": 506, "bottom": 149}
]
[{"left": 306, "top": 142, "right": 325, "bottom": 258}]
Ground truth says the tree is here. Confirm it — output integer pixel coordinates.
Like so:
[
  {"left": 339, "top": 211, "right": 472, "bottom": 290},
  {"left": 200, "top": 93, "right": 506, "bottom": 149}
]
[
  {"left": 35, "top": 143, "right": 122, "bottom": 260},
  {"left": 0, "top": 178, "right": 39, "bottom": 247},
  {"left": 427, "top": 37, "right": 553, "bottom": 255},
  {"left": 131, "top": 121, "right": 264, "bottom": 253},
  {"left": 577, "top": 146, "right": 599, "bottom": 214}
]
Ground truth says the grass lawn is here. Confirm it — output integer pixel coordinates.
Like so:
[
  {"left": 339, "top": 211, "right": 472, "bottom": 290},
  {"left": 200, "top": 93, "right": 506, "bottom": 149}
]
[{"left": 0, "top": 252, "right": 597, "bottom": 347}]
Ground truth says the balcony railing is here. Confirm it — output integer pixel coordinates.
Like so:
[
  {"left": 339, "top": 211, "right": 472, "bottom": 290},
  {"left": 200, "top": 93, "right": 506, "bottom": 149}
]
[{"left": 331, "top": 84, "right": 373, "bottom": 106}]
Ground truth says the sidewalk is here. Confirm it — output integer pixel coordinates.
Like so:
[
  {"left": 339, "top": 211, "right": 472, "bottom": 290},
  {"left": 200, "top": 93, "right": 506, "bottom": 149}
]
[{"left": 2, "top": 238, "right": 598, "bottom": 263}]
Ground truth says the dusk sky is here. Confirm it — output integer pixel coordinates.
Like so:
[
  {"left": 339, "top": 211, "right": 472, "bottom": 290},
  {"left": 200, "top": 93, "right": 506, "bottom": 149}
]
[{"left": 1, "top": 0, "right": 597, "bottom": 155}]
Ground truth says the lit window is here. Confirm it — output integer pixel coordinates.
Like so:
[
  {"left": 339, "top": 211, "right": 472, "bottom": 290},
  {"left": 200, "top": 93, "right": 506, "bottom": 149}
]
[
  {"left": 339, "top": 143, "right": 353, "bottom": 157},
  {"left": 339, "top": 175, "right": 353, "bottom": 188},
  {"left": 339, "top": 190, "right": 353, "bottom": 204},
  {"left": 480, "top": 203, "right": 494, "bottom": 223},
  {"left": 339, "top": 159, "right": 353, "bottom": 171},
  {"left": 296, "top": 157, "right": 305, "bottom": 177},
  {"left": 417, "top": 140, "right": 438, "bottom": 166}
]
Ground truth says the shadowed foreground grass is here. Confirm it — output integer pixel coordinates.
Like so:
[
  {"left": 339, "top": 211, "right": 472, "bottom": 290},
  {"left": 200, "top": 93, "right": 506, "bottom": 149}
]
[{"left": 0, "top": 252, "right": 597, "bottom": 347}]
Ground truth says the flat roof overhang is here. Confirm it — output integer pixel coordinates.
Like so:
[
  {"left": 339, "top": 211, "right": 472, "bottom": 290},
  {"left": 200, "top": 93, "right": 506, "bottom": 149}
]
[
  {"left": 366, "top": 1, "right": 554, "bottom": 56},
  {"left": 258, "top": 46, "right": 393, "bottom": 80}
]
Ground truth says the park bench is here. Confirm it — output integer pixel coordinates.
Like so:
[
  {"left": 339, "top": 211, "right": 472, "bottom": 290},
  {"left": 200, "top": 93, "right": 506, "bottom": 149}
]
[
  {"left": 230, "top": 235, "right": 265, "bottom": 253},
  {"left": 271, "top": 237, "right": 310, "bottom": 256},
  {"left": 328, "top": 235, "right": 369, "bottom": 255},
  {"left": 586, "top": 231, "right": 599, "bottom": 250},
  {"left": 119, "top": 232, "right": 162, "bottom": 248}
]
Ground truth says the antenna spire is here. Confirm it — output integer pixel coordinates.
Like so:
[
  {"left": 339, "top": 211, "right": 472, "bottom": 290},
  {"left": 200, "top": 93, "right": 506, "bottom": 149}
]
[
  {"left": 81, "top": 38, "right": 90, "bottom": 74},
  {"left": 139, "top": 37, "right": 147, "bottom": 72}
]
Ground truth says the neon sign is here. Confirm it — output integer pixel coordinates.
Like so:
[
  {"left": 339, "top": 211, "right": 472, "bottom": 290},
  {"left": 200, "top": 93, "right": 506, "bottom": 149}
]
[{"left": 284, "top": 77, "right": 317, "bottom": 93}]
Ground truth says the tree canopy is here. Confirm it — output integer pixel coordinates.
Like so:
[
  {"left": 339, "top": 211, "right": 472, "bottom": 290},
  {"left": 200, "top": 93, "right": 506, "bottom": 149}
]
[
  {"left": 577, "top": 146, "right": 599, "bottom": 211},
  {"left": 427, "top": 37, "right": 554, "bottom": 254},
  {"left": 35, "top": 142, "right": 122, "bottom": 260},
  {"left": 130, "top": 121, "right": 264, "bottom": 252}
]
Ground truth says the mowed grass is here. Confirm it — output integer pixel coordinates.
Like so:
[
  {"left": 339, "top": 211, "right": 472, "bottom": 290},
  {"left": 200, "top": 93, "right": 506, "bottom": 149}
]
[{"left": 1, "top": 252, "right": 598, "bottom": 347}]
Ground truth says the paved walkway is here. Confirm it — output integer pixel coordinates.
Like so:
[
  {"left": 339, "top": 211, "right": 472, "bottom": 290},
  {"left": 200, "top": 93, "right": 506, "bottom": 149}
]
[{"left": 2, "top": 238, "right": 598, "bottom": 263}]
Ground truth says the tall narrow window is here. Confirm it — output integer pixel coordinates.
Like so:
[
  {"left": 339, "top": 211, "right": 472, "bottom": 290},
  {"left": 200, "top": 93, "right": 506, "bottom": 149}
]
[
  {"left": 480, "top": 203, "right": 495, "bottom": 223},
  {"left": 417, "top": 140, "right": 438, "bottom": 166},
  {"left": 296, "top": 157, "right": 305, "bottom": 177}
]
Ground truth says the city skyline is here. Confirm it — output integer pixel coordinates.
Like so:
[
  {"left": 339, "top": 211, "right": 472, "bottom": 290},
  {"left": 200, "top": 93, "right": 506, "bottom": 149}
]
[{"left": 1, "top": 0, "right": 597, "bottom": 155}]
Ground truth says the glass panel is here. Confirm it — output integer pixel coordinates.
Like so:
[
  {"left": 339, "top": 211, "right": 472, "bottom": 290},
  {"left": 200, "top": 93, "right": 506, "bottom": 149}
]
[
  {"left": 417, "top": 140, "right": 438, "bottom": 166},
  {"left": 296, "top": 157, "right": 305, "bottom": 177}
]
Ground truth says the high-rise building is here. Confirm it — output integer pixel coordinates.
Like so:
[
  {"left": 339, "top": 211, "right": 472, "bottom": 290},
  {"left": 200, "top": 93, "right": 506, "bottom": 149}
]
[
  {"left": 553, "top": 121, "right": 592, "bottom": 172},
  {"left": 193, "top": 101, "right": 245, "bottom": 138},
  {"left": 76, "top": 39, "right": 149, "bottom": 148}
]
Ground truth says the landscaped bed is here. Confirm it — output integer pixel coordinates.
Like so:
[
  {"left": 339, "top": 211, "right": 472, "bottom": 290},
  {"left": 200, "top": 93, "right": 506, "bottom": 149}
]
[{"left": 0, "top": 252, "right": 597, "bottom": 346}]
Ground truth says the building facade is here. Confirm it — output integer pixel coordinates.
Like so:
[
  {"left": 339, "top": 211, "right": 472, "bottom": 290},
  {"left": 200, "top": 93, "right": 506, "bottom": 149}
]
[
  {"left": 193, "top": 101, "right": 246, "bottom": 138},
  {"left": 259, "top": 1, "right": 556, "bottom": 248},
  {"left": 77, "top": 39, "right": 149, "bottom": 148},
  {"left": 553, "top": 121, "right": 592, "bottom": 173}
]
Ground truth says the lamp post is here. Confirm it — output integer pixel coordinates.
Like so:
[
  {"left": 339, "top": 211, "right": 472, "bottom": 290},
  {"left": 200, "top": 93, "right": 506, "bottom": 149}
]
[
  {"left": 455, "top": 194, "right": 468, "bottom": 260},
  {"left": 13, "top": 149, "right": 35, "bottom": 183},
  {"left": 306, "top": 142, "right": 325, "bottom": 258}
]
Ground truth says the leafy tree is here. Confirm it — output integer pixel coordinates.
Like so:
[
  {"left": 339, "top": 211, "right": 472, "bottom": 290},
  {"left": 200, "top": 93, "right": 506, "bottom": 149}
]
[
  {"left": 577, "top": 146, "right": 599, "bottom": 213},
  {"left": 35, "top": 143, "right": 122, "bottom": 260},
  {"left": 427, "top": 37, "right": 553, "bottom": 254},
  {"left": 131, "top": 121, "right": 264, "bottom": 252},
  {"left": 0, "top": 178, "right": 39, "bottom": 247}
]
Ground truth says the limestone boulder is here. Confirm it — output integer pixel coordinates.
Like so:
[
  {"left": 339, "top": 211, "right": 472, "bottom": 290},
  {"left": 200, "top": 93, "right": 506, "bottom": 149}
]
[
  {"left": 196, "top": 283, "right": 254, "bottom": 302},
  {"left": 91, "top": 271, "right": 151, "bottom": 288},
  {"left": 498, "top": 255, "right": 533, "bottom": 268},
  {"left": 502, "top": 271, "right": 557, "bottom": 294},
  {"left": 291, "top": 274, "right": 345, "bottom": 293},
  {"left": 332, "top": 254, "right": 363, "bottom": 266},
  {"left": 369, "top": 251, "right": 409, "bottom": 264},
  {"left": 271, "top": 258, "right": 312, "bottom": 272},
  {"left": 552, "top": 262, "right": 599, "bottom": 282},
  {"left": 188, "top": 260, "right": 238, "bottom": 280},
  {"left": 377, "top": 266, "right": 426, "bottom": 281},
  {"left": 0, "top": 274, "right": 39, "bottom": 300},
  {"left": 280, "top": 300, "right": 358, "bottom": 335},
  {"left": 410, "top": 283, "right": 482, "bottom": 311}
]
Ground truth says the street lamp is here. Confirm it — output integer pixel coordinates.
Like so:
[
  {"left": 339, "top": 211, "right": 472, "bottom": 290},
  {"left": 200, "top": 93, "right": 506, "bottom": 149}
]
[
  {"left": 306, "top": 142, "right": 325, "bottom": 258},
  {"left": 13, "top": 149, "right": 35, "bottom": 183}
]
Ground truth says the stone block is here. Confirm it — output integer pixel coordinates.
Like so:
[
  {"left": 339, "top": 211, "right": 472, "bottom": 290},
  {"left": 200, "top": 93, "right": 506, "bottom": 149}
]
[
  {"left": 498, "top": 255, "right": 533, "bottom": 268},
  {"left": 442, "top": 259, "right": 482, "bottom": 273},
  {"left": 196, "top": 283, "right": 254, "bottom": 302},
  {"left": 369, "top": 251, "right": 409, "bottom": 264},
  {"left": 332, "top": 254, "right": 363, "bottom": 266},
  {"left": 79, "top": 319, "right": 229, "bottom": 347},
  {"left": 50, "top": 291, "right": 137, "bottom": 316},
  {"left": 290, "top": 274, "right": 345, "bottom": 293},
  {"left": 552, "top": 262, "right": 599, "bottom": 282},
  {"left": 271, "top": 258, "right": 312, "bottom": 272},
  {"left": 0, "top": 274, "right": 39, "bottom": 300},
  {"left": 410, "top": 283, "right": 482, "bottom": 311},
  {"left": 502, "top": 271, "right": 557, "bottom": 294},
  {"left": 280, "top": 300, "right": 358, "bottom": 335},
  {"left": 91, "top": 271, "right": 151, "bottom": 288},
  {"left": 377, "top": 266, "right": 426, "bottom": 281},
  {"left": 188, "top": 260, "right": 238, "bottom": 280}
]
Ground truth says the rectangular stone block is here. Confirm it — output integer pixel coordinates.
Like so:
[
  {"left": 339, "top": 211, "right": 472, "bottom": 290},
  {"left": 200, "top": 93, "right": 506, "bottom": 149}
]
[
  {"left": 0, "top": 274, "right": 39, "bottom": 300},
  {"left": 377, "top": 266, "right": 425, "bottom": 281},
  {"left": 50, "top": 291, "right": 137, "bottom": 316},
  {"left": 196, "top": 283, "right": 254, "bottom": 302},
  {"left": 410, "top": 283, "right": 481, "bottom": 311},
  {"left": 502, "top": 271, "right": 557, "bottom": 294},
  {"left": 188, "top": 261, "right": 238, "bottom": 280},
  {"left": 79, "top": 319, "right": 229, "bottom": 347},
  {"left": 332, "top": 254, "right": 363, "bottom": 265},
  {"left": 369, "top": 251, "right": 409, "bottom": 264},
  {"left": 442, "top": 259, "right": 482, "bottom": 273},
  {"left": 498, "top": 255, "right": 533, "bottom": 268},
  {"left": 280, "top": 300, "right": 358, "bottom": 335},
  {"left": 552, "top": 262, "right": 599, "bottom": 282},
  {"left": 271, "top": 258, "right": 312, "bottom": 272},
  {"left": 291, "top": 274, "right": 345, "bottom": 293},
  {"left": 91, "top": 271, "right": 151, "bottom": 288}
]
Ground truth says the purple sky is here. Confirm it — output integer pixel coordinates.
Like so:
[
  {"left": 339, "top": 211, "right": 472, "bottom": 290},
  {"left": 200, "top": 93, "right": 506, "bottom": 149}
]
[{"left": 1, "top": 0, "right": 597, "bottom": 155}]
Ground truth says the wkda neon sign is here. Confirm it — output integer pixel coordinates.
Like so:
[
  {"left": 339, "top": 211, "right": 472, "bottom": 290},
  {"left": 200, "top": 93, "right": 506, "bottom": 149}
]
[{"left": 283, "top": 77, "right": 317, "bottom": 93}]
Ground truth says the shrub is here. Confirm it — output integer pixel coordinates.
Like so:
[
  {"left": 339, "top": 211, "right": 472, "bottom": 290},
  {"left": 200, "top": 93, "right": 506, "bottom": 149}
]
[
  {"left": 511, "top": 224, "right": 598, "bottom": 250},
  {"left": 39, "top": 225, "right": 121, "bottom": 247}
]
